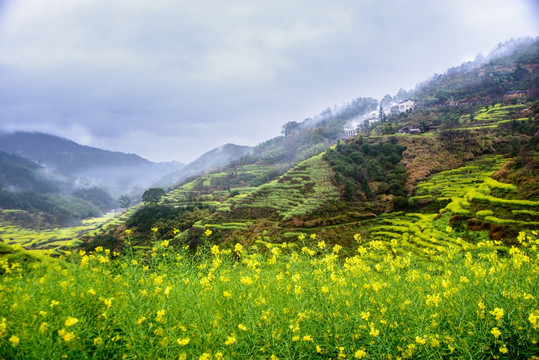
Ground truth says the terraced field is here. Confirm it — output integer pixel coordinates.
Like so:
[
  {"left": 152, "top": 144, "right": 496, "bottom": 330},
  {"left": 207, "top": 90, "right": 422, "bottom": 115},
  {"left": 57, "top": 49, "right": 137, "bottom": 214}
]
[
  {"left": 160, "top": 164, "right": 284, "bottom": 211},
  {"left": 367, "top": 155, "right": 538, "bottom": 260},
  {"left": 0, "top": 210, "right": 121, "bottom": 253},
  {"left": 459, "top": 103, "right": 532, "bottom": 130},
  {"left": 225, "top": 153, "right": 340, "bottom": 221}
]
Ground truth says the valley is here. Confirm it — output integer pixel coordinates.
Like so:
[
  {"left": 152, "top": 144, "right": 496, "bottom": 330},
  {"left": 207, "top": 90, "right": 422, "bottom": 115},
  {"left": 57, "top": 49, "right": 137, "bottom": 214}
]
[{"left": 0, "top": 38, "right": 538, "bottom": 359}]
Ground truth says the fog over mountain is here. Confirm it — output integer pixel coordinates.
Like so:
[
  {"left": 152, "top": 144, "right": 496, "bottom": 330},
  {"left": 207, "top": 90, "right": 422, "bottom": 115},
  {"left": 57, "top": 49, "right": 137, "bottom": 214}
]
[
  {"left": 0, "top": 131, "right": 185, "bottom": 195},
  {"left": 0, "top": 0, "right": 536, "bottom": 163}
]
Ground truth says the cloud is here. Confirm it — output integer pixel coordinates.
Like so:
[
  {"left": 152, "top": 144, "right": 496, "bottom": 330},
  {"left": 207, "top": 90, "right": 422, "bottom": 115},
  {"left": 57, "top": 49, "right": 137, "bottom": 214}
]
[{"left": 0, "top": 0, "right": 537, "bottom": 162}]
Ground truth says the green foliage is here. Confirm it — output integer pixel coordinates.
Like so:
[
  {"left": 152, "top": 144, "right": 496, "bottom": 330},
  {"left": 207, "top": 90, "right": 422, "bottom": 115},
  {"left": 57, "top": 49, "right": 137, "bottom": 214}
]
[
  {"left": 142, "top": 188, "right": 166, "bottom": 204},
  {"left": 118, "top": 195, "right": 132, "bottom": 210},
  {"left": 324, "top": 136, "right": 407, "bottom": 201},
  {"left": 126, "top": 204, "right": 214, "bottom": 239},
  {"left": 126, "top": 205, "right": 178, "bottom": 233}
]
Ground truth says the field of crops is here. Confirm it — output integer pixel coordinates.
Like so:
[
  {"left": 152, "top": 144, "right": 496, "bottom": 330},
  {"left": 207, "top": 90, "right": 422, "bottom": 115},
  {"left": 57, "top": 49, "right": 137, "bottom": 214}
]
[
  {"left": 0, "top": 211, "right": 121, "bottom": 254},
  {"left": 228, "top": 154, "right": 339, "bottom": 221},
  {"left": 0, "top": 229, "right": 537, "bottom": 359}
]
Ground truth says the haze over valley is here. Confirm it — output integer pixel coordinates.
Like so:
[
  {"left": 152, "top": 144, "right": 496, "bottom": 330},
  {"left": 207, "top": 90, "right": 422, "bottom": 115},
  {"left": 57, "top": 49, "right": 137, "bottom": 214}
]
[{"left": 0, "top": 1, "right": 538, "bottom": 358}]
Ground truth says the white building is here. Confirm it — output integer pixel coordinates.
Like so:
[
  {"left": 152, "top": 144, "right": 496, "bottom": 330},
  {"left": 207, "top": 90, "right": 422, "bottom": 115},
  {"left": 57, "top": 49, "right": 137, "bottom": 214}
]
[
  {"left": 398, "top": 100, "right": 415, "bottom": 113},
  {"left": 344, "top": 127, "right": 359, "bottom": 138}
]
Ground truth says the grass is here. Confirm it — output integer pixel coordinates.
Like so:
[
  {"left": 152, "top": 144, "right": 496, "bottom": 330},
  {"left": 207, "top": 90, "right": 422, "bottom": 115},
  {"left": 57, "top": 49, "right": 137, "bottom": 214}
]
[{"left": 0, "top": 230, "right": 538, "bottom": 359}]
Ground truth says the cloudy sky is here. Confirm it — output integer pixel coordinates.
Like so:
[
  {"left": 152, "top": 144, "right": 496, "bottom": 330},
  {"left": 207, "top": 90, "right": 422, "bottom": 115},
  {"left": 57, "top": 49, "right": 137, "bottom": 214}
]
[{"left": 0, "top": 0, "right": 537, "bottom": 163}]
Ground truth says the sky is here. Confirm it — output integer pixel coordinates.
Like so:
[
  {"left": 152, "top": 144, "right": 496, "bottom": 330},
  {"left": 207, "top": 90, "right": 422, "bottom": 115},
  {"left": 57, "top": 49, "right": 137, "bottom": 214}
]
[{"left": 0, "top": 0, "right": 537, "bottom": 163}]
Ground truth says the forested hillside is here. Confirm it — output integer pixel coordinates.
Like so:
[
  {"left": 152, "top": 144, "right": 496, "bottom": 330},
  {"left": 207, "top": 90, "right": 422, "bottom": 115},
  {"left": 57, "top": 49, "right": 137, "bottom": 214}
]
[{"left": 64, "top": 39, "right": 538, "bottom": 255}]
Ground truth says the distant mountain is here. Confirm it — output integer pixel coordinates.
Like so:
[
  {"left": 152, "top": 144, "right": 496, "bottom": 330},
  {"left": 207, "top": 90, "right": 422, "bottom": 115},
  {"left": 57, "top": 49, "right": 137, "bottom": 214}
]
[
  {"left": 0, "top": 151, "right": 108, "bottom": 227},
  {"left": 0, "top": 131, "right": 185, "bottom": 195},
  {"left": 0, "top": 151, "right": 60, "bottom": 193},
  {"left": 0, "top": 131, "right": 153, "bottom": 174},
  {"left": 154, "top": 143, "right": 252, "bottom": 187}
]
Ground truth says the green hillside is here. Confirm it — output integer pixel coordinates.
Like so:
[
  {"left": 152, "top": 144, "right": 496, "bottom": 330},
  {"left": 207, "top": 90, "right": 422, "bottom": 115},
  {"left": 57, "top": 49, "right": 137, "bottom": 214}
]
[{"left": 1, "top": 39, "right": 539, "bottom": 360}]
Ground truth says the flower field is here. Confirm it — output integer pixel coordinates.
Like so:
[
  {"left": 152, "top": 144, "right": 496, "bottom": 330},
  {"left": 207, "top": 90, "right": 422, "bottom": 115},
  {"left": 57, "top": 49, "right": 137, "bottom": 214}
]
[{"left": 1, "top": 230, "right": 538, "bottom": 359}]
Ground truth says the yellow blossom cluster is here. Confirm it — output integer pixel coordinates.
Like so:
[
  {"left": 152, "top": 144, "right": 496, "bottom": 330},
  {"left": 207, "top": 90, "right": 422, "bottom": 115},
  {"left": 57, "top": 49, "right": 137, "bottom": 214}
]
[{"left": 0, "top": 231, "right": 537, "bottom": 358}]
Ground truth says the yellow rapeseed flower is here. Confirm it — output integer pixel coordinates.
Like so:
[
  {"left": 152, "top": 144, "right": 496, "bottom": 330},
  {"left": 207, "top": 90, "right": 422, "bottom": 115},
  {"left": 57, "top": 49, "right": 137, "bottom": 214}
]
[
  {"left": 94, "top": 337, "right": 104, "bottom": 346},
  {"left": 234, "top": 243, "right": 243, "bottom": 256},
  {"left": 354, "top": 349, "right": 366, "bottom": 359},
  {"left": 491, "top": 327, "right": 501, "bottom": 338},
  {"left": 223, "top": 291, "right": 232, "bottom": 298},
  {"left": 58, "top": 329, "right": 75, "bottom": 342},
  {"left": 151, "top": 227, "right": 158, "bottom": 232},
  {"left": 499, "top": 345, "right": 508, "bottom": 354},
  {"left": 241, "top": 276, "right": 253, "bottom": 286},
  {"left": 529, "top": 310, "right": 538, "bottom": 329},
  {"left": 489, "top": 308, "right": 504, "bottom": 320},
  {"left": 64, "top": 316, "right": 78, "bottom": 327},
  {"left": 39, "top": 322, "right": 49, "bottom": 334},
  {"left": 360, "top": 311, "right": 370, "bottom": 321},
  {"left": 225, "top": 335, "right": 237, "bottom": 345},
  {"left": 205, "top": 229, "right": 212, "bottom": 237},
  {"left": 9, "top": 335, "right": 19, "bottom": 346},
  {"left": 310, "top": 234, "right": 316, "bottom": 240},
  {"left": 177, "top": 338, "right": 190, "bottom": 346},
  {"left": 238, "top": 324, "right": 248, "bottom": 331}
]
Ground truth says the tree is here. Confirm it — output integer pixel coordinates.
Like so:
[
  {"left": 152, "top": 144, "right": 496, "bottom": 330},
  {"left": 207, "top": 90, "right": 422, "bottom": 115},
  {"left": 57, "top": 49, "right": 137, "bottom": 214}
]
[
  {"left": 381, "top": 94, "right": 393, "bottom": 108},
  {"left": 118, "top": 195, "right": 132, "bottom": 211},
  {"left": 379, "top": 104, "right": 386, "bottom": 123},
  {"left": 281, "top": 121, "right": 300, "bottom": 137},
  {"left": 142, "top": 188, "right": 166, "bottom": 204}
]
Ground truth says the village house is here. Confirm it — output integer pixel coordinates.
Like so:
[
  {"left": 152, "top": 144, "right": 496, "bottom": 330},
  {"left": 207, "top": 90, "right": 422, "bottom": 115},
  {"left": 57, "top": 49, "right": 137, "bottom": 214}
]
[
  {"left": 504, "top": 90, "right": 528, "bottom": 99},
  {"left": 398, "top": 100, "right": 415, "bottom": 113},
  {"left": 343, "top": 126, "right": 359, "bottom": 138},
  {"left": 398, "top": 124, "right": 422, "bottom": 135},
  {"left": 367, "top": 110, "right": 379, "bottom": 124}
]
